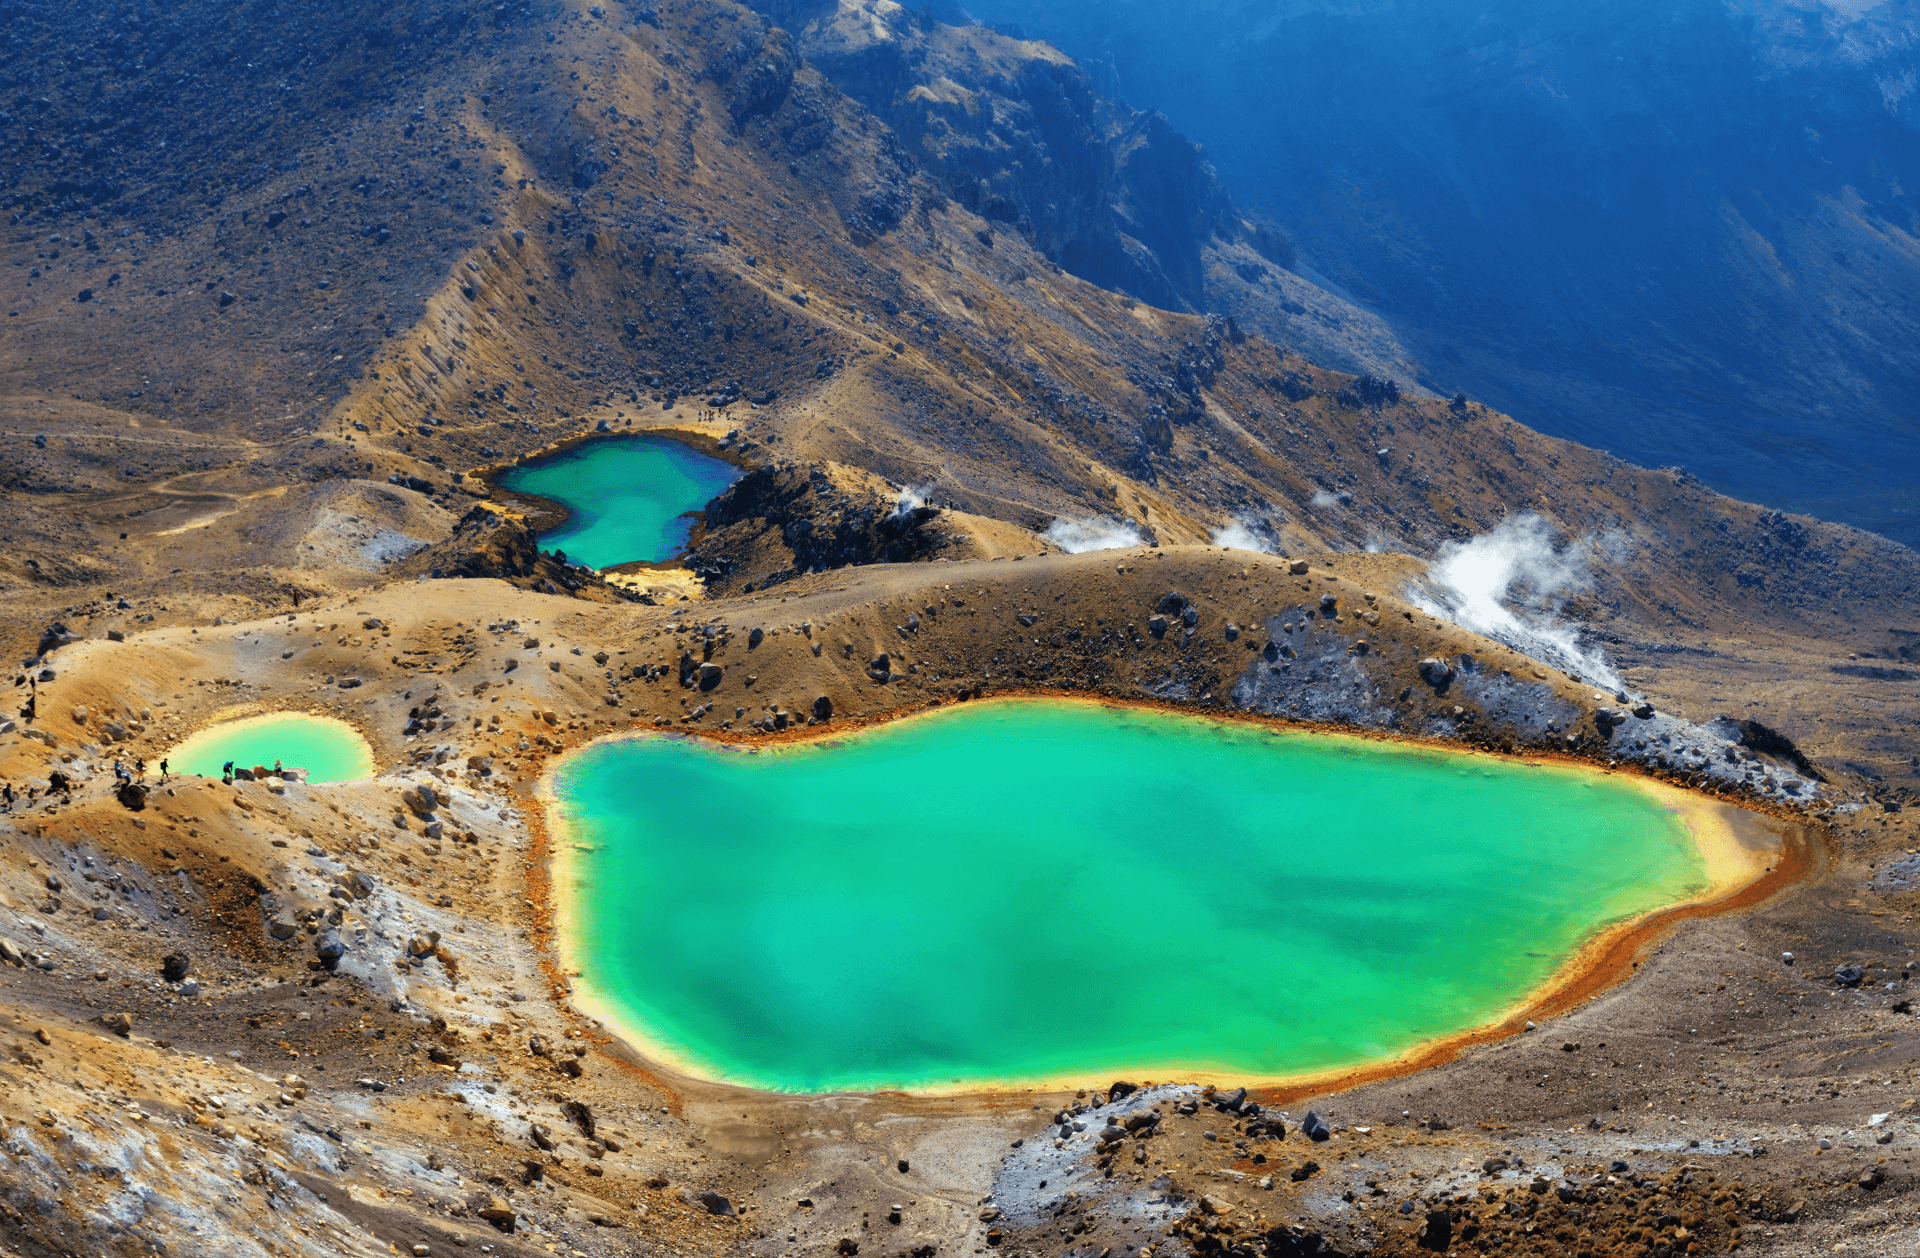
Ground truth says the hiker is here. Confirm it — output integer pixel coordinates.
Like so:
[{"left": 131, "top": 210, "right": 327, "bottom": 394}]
[
  {"left": 273, "top": 758, "right": 284, "bottom": 776},
  {"left": 135, "top": 756, "right": 147, "bottom": 777},
  {"left": 112, "top": 760, "right": 130, "bottom": 784},
  {"left": 159, "top": 758, "right": 169, "bottom": 779},
  {"left": 222, "top": 760, "right": 235, "bottom": 785},
  {"left": 2, "top": 782, "right": 13, "bottom": 811}
]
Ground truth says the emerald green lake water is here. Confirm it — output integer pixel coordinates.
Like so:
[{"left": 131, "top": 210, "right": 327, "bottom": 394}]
[
  {"left": 555, "top": 701, "right": 1707, "bottom": 1093},
  {"left": 498, "top": 435, "right": 742, "bottom": 569},
  {"left": 169, "top": 714, "right": 375, "bottom": 783}
]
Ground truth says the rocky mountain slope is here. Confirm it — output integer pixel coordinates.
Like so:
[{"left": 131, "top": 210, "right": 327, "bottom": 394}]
[
  {"left": 743, "top": 0, "right": 1426, "bottom": 383},
  {"left": 1, "top": 0, "right": 1919, "bottom": 1255},
  {"left": 960, "top": 0, "right": 1920, "bottom": 546}
]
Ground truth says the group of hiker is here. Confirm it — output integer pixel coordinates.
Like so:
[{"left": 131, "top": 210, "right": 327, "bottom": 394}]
[
  {"left": 1, "top": 756, "right": 173, "bottom": 811},
  {"left": 0, "top": 753, "right": 302, "bottom": 807},
  {"left": 4, "top": 669, "right": 305, "bottom": 809},
  {"left": 110, "top": 756, "right": 166, "bottom": 783}
]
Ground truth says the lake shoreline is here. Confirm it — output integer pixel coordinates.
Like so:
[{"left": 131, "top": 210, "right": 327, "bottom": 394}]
[
  {"left": 473, "top": 425, "right": 753, "bottom": 570},
  {"left": 541, "top": 695, "right": 1815, "bottom": 1099},
  {"left": 164, "top": 710, "right": 378, "bottom": 784}
]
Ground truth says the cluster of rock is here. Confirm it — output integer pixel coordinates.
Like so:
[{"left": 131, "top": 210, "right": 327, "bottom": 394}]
[
  {"left": 392, "top": 505, "right": 644, "bottom": 601},
  {"left": 691, "top": 461, "right": 956, "bottom": 593}
]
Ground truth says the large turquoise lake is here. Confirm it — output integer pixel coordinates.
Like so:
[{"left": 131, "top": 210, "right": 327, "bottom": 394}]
[
  {"left": 553, "top": 701, "right": 1711, "bottom": 1093},
  {"left": 498, "top": 435, "right": 741, "bottom": 569}
]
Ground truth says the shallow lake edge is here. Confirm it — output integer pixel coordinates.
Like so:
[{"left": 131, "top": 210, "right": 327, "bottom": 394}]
[
  {"left": 164, "top": 708, "right": 379, "bottom": 783},
  {"left": 536, "top": 694, "right": 1821, "bottom": 1100}
]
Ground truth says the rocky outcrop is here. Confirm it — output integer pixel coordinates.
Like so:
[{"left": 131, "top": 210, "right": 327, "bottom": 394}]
[
  {"left": 690, "top": 460, "right": 959, "bottom": 594},
  {"left": 392, "top": 506, "right": 643, "bottom": 602},
  {"left": 746, "top": 0, "right": 1282, "bottom": 315}
]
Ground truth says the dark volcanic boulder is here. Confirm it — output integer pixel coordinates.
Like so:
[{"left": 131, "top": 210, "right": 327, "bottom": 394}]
[
  {"left": 36, "top": 623, "right": 81, "bottom": 656},
  {"left": 314, "top": 929, "right": 347, "bottom": 967}
]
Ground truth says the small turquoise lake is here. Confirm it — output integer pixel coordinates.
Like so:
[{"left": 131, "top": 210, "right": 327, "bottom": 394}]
[
  {"left": 497, "top": 435, "right": 741, "bottom": 569},
  {"left": 553, "top": 701, "right": 1714, "bottom": 1093},
  {"left": 169, "top": 713, "right": 375, "bottom": 783}
]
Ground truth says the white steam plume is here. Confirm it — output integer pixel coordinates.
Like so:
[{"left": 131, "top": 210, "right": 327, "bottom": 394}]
[
  {"left": 890, "top": 483, "right": 937, "bottom": 518},
  {"left": 1211, "top": 516, "right": 1277, "bottom": 553},
  {"left": 1044, "top": 516, "right": 1145, "bottom": 553},
  {"left": 1407, "top": 512, "right": 1621, "bottom": 690}
]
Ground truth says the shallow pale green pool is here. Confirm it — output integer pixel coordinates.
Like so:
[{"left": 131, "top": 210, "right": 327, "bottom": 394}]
[
  {"left": 168, "top": 714, "right": 375, "bottom": 783},
  {"left": 554, "top": 701, "right": 1707, "bottom": 1093},
  {"left": 498, "top": 435, "right": 741, "bottom": 569}
]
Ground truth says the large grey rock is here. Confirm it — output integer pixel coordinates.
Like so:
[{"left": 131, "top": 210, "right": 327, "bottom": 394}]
[{"left": 314, "top": 929, "right": 347, "bottom": 964}]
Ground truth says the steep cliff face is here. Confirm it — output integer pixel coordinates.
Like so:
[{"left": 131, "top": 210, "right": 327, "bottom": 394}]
[{"left": 741, "top": 2, "right": 1326, "bottom": 318}]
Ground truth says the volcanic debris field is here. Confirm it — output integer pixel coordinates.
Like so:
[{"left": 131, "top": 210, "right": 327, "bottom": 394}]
[{"left": 0, "top": 0, "right": 1918, "bottom": 1256}]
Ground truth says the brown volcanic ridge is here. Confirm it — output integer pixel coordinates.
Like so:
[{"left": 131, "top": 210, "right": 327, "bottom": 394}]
[{"left": 2, "top": 1, "right": 1919, "bottom": 1256}]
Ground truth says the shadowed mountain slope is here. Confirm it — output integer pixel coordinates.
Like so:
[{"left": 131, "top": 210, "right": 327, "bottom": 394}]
[{"left": 958, "top": 0, "right": 1920, "bottom": 546}]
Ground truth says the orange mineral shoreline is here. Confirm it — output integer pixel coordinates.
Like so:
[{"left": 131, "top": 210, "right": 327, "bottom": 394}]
[{"left": 517, "top": 691, "right": 1826, "bottom": 1101}]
